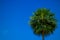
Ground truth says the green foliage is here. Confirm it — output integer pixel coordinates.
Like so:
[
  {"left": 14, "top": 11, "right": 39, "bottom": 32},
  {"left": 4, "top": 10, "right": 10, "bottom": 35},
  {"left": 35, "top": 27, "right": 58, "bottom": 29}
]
[{"left": 30, "top": 8, "right": 56, "bottom": 36}]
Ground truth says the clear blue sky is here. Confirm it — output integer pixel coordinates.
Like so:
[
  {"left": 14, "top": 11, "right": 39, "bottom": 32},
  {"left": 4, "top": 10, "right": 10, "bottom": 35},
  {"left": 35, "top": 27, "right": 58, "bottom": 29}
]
[{"left": 0, "top": 0, "right": 60, "bottom": 40}]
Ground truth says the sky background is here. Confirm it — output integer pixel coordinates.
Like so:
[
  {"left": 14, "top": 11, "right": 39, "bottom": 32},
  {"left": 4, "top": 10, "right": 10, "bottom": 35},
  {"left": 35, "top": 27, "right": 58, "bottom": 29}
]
[{"left": 0, "top": 0, "right": 60, "bottom": 40}]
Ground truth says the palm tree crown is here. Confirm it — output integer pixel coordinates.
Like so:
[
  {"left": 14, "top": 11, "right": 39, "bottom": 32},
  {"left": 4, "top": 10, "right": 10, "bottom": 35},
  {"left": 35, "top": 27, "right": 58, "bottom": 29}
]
[{"left": 30, "top": 8, "right": 56, "bottom": 40}]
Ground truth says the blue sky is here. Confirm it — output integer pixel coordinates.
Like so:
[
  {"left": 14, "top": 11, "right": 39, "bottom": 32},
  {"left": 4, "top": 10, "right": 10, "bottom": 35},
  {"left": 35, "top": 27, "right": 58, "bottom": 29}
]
[{"left": 0, "top": 0, "right": 60, "bottom": 40}]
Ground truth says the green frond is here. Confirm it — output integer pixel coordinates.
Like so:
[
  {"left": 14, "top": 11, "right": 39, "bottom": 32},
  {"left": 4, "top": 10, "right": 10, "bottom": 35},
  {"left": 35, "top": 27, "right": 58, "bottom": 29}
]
[{"left": 30, "top": 8, "right": 57, "bottom": 36}]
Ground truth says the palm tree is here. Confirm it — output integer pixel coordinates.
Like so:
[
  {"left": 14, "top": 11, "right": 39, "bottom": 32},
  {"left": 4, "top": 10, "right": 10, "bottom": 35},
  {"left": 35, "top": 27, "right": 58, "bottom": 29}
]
[{"left": 30, "top": 8, "right": 56, "bottom": 40}]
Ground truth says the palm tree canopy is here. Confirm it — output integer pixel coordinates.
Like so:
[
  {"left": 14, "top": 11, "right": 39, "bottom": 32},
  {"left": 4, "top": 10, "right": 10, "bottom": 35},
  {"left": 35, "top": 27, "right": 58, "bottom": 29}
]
[{"left": 30, "top": 8, "right": 56, "bottom": 36}]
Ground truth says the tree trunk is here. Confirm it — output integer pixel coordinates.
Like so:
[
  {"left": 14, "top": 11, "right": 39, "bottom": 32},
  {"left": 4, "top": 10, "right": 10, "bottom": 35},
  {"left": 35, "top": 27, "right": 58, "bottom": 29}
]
[{"left": 42, "top": 31, "right": 44, "bottom": 40}]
